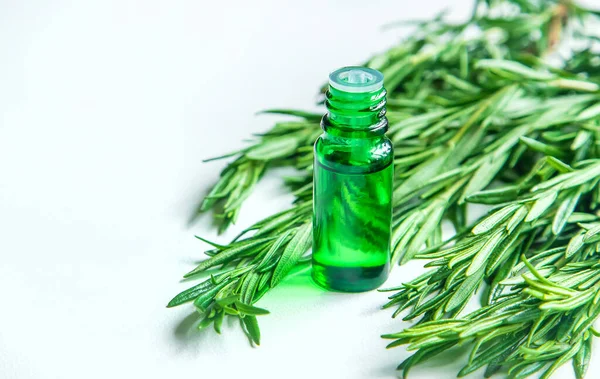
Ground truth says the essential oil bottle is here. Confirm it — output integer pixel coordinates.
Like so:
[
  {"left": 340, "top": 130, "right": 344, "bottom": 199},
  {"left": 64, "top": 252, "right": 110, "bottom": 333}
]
[{"left": 312, "top": 66, "right": 393, "bottom": 292}]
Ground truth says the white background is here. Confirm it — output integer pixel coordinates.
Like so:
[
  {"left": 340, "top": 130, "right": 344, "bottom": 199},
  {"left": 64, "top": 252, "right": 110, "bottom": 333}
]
[{"left": 1, "top": 1, "right": 599, "bottom": 378}]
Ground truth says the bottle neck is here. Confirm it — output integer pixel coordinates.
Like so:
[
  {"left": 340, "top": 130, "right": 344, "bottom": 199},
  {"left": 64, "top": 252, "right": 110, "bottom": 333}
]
[{"left": 321, "top": 85, "right": 388, "bottom": 138}]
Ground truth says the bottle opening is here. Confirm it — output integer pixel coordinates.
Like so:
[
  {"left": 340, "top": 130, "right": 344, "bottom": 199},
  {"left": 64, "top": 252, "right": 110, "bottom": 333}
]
[
  {"left": 340, "top": 69, "right": 373, "bottom": 84},
  {"left": 329, "top": 66, "right": 384, "bottom": 93}
]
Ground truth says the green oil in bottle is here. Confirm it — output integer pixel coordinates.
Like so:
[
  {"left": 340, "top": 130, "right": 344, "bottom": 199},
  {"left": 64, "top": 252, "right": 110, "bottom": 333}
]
[{"left": 312, "top": 67, "right": 393, "bottom": 292}]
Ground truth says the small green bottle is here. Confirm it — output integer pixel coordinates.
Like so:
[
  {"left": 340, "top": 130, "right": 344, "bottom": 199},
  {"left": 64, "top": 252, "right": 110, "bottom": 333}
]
[{"left": 312, "top": 66, "right": 393, "bottom": 292}]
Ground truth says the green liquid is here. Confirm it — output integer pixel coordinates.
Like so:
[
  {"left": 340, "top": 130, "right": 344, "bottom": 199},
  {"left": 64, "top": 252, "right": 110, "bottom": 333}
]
[{"left": 312, "top": 161, "right": 392, "bottom": 292}]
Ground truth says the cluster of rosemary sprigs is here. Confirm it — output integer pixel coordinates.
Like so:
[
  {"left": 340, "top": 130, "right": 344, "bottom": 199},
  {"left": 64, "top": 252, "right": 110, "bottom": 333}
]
[{"left": 170, "top": 0, "right": 600, "bottom": 377}]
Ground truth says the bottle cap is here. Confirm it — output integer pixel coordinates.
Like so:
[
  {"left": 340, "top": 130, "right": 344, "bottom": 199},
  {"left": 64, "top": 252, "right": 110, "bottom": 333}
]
[{"left": 329, "top": 66, "right": 384, "bottom": 93}]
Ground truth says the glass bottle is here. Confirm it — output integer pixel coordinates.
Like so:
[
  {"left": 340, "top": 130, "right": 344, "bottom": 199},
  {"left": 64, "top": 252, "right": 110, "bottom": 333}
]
[{"left": 312, "top": 66, "right": 393, "bottom": 292}]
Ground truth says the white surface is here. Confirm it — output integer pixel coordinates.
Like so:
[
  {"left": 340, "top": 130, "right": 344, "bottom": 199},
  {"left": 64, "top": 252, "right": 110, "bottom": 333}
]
[{"left": 0, "top": 1, "right": 597, "bottom": 379}]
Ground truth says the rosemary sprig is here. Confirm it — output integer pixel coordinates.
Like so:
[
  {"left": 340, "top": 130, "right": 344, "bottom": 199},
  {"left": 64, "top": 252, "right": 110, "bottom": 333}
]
[
  {"left": 383, "top": 158, "right": 600, "bottom": 317},
  {"left": 383, "top": 233, "right": 600, "bottom": 379},
  {"left": 170, "top": 186, "right": 313, "bottom": 344},
  {"left": 189, "top": 110, "right": 321, "bottom": 232}
]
